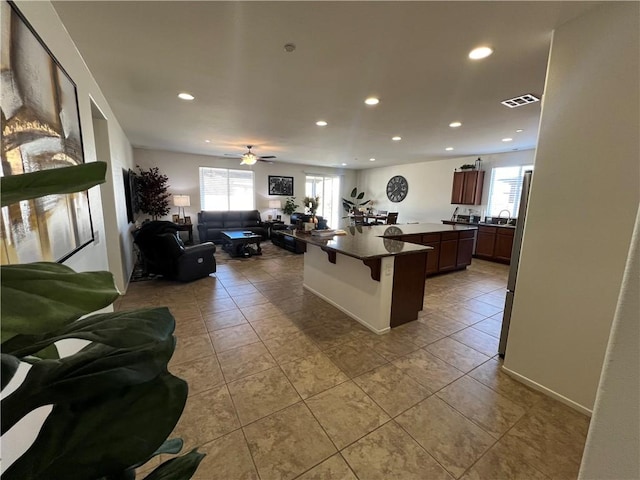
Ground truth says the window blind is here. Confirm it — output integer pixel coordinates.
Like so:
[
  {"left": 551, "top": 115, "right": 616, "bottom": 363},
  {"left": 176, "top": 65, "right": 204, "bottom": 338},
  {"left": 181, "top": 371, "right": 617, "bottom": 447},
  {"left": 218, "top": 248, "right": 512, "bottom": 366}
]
[
  {"left": 199, "top": 167, "right": 254, "bottom": 211},
  {"left": 486, "top": 165, "right": 533, "bottom": 217}
]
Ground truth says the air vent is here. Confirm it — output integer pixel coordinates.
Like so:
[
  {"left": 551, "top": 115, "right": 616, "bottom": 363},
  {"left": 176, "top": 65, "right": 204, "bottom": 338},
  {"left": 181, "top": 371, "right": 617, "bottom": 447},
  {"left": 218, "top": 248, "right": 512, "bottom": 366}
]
[{"left": 501, "top": 94, "right": 540, "bottom": 108}]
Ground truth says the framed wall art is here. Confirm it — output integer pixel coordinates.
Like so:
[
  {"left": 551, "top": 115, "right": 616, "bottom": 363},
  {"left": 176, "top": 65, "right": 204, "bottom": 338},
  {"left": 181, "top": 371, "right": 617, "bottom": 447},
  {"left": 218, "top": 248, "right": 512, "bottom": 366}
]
[
  {"left": 1, "top": 1, "right": 94, "bottom": 264},
  {"left": 268, "top": 175, "right": 294, "bottom": 196}
]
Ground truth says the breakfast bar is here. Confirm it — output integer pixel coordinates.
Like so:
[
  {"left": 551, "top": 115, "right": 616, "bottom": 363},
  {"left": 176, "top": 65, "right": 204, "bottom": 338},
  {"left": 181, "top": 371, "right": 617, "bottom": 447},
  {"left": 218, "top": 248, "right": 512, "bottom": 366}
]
[{"left": 285, "top": 223, "right": 478, "bottom": 333}]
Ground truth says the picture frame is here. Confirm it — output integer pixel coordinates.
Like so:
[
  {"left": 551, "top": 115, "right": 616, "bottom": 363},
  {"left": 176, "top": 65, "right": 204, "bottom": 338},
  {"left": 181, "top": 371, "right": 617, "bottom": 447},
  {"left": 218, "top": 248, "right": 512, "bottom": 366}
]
[
  {"left": 276, "top": 214, "right": 282, "bottom": 221},
  {"left": 268, "top": 175, "right": 294, "bottom": 196},
  {"left": 184, "top": 216, "right": 191, "bottom": 225},
  {"left": 1, "top": 1, "right": 94, "bottom": 264},
  {"left": 172, "top": 214, "right": 180, "bottom": 223}
]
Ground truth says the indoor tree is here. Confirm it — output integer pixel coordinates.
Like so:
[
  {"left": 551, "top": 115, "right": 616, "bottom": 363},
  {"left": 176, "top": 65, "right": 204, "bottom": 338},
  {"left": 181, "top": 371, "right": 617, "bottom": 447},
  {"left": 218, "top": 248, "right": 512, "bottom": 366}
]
[{"left": 136, "top": 165, "right": 171, "bottom": 220}]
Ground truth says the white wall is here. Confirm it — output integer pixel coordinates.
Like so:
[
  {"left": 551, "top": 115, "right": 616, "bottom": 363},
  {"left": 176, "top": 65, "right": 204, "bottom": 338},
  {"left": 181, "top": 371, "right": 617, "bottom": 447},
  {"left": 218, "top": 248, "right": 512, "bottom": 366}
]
[
  {"left": 503, "top": 2, "right": 639, "bottom": 412},
  {"left": 134, "top": 148, "right": 357, "bottom": 237},
  {"left": 14, "top": 1, "right": 137, "bottom": 293},
  {"left": 356, "top": 150, "right": 535, "bottom": 224},
  {"left": 579, "top": 206, "right": 639, "bottom": 479}
]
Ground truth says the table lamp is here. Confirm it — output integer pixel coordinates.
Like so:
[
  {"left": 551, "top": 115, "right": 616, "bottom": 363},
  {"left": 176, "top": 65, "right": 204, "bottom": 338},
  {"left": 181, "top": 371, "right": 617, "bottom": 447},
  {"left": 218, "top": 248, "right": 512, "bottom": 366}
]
[
  {"left": 173, "top": 194, "right": 190, "bottom": 222},
  {"left": 269, "top": 200, "right": 281, "bottom": 219}
]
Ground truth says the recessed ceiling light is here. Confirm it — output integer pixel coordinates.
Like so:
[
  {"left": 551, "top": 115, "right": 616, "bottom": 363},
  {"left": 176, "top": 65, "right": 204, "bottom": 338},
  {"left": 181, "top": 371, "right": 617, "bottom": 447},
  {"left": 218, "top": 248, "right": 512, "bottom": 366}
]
[
  {"left": 364, "top": 97, "right": 380, "bottom": 106},
  {"left": 205, "top": 140, "right": 210, "bottom": 143},
  {"left": 392, "top": 136, "right": 402, "bottom": 141},
  {"left": 469, "top": 46, "right": 493, "bottom": 60},
  {"left": 316, "top": 120, "right": 328, "bottom": 126},
  {"left": 341, "top": 163, "right": 347, "bottom": 166},
  {"left": 502, "top": 138, "right": 513, "bottom": 142},
  {"left": 449, "top": 121, "right": 462, "bottom": 128},
  {"left": 516, "top": 129, "right": 524, "bottom": 133},
  {"left": 445, "top": 147, "right": 454, "bottom": 151},
  {"left": 369, "top": 158, "right": 376, "bottom": 162},
  {"left": 178, "top": 92, "right": 194, "bottom": 100}
]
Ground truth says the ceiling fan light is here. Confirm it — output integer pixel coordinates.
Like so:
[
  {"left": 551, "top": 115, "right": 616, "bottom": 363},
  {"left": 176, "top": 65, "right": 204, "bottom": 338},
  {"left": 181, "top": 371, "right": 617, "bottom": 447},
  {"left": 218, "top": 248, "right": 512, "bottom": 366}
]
[{"left": 240, "top": 153, "right": 258, "bottom": 165}]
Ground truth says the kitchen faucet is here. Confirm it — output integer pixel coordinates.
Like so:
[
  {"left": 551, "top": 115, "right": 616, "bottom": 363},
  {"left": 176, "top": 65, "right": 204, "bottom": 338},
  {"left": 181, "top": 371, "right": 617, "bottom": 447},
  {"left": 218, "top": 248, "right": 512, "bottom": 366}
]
[{"left": 498, "top": 209, "right": 512, "bottom": 224}]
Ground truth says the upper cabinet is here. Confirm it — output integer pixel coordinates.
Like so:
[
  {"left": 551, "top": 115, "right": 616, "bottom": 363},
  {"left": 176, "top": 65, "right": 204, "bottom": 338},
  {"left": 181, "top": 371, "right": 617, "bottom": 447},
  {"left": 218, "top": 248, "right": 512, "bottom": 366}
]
[{"left": 451, "top": 170, "right": 484, "bottom": 205}]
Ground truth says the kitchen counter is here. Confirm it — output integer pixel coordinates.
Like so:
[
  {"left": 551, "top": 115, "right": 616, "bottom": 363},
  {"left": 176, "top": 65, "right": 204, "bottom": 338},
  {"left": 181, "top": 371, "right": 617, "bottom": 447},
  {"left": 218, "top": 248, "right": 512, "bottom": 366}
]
[{"left": 442, "top": 219, "right": 516, "bottom": 230}]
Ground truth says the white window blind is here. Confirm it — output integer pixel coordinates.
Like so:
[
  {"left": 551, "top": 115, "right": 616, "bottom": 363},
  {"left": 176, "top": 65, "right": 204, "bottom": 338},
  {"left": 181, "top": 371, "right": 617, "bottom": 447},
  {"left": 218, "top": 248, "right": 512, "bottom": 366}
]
[
  {"left": 486, "top": 165, "right": 533, "bottom": 218},
  {"left": 199, "top": 167, "right": 254, "bottom": 211}
]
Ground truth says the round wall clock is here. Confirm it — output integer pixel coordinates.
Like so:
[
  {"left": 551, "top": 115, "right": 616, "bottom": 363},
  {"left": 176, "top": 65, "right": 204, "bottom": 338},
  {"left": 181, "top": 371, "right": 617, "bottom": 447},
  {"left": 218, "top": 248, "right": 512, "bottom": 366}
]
[{"left": 386, "top": 175, "right": 408, "bottom": 202}]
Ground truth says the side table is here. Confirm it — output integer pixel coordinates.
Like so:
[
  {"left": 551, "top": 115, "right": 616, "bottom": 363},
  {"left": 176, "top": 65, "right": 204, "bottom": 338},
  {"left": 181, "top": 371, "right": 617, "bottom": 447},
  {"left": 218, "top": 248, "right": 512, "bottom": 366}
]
[
  {"left": 175, "top": 223, "right": 193, "bottom": 245},
  {"left": 263, "top": 220, "right": 285, "bottom": 239}
]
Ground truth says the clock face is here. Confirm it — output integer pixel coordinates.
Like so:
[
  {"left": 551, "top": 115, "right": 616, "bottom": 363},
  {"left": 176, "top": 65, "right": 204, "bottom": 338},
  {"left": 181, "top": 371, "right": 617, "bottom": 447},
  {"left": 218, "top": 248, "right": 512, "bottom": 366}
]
[{"left": 386, "top": 175, "right": 408, "bottom": 203}]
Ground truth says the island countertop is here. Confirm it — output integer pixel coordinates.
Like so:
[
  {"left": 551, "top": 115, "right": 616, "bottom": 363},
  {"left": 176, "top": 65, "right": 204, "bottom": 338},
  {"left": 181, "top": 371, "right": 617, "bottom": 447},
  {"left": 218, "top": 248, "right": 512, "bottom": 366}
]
[{"left": 285, "top": 223, "right": 477, "bottom": 261}]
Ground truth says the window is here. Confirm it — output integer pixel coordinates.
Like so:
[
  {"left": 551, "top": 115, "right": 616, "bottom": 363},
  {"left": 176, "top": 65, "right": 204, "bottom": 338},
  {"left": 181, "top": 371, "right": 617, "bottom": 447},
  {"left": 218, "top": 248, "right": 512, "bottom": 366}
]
[
  {"left": 486, "top": 165, "right": 533, "bottom": 217},
  {"left": 199, "top": 167, "right": 254, "bottom": 210},
  {"left": 305, "top": 174, "right": 341, "bottom": 228}
]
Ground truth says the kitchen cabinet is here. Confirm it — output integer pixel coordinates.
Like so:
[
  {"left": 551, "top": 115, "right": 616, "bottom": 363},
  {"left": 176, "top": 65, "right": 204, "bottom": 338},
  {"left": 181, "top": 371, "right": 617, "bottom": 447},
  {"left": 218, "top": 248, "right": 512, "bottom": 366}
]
[
  {"left": 451, "top": 170, "right": 485, "bottom": 205},
  {"left": 494, "top": 228, "right": 515, "bottom": 263},
  {"left": 391, "top": 229, "right": 475, "bottom": 276},
  {"left": 474, "top": 225, "right": 514, "bottom": 264}
]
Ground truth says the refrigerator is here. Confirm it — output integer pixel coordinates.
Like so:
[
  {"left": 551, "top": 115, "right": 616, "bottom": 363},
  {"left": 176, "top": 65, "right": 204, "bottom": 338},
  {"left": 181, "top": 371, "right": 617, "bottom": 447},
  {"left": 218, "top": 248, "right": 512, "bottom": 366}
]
[{"left": 499, "top": 170, "right": 533, "bottom": 357}]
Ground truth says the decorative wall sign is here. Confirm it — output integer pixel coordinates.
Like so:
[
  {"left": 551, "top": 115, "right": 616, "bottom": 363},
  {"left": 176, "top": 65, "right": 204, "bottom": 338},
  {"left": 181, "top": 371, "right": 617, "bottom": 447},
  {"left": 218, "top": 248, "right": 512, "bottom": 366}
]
[
  {"left": 1, "top": 1, "right": 93, "bottom": 264},
  {"left": 268, "top": 175, "right": 294, "bottom": 196}
]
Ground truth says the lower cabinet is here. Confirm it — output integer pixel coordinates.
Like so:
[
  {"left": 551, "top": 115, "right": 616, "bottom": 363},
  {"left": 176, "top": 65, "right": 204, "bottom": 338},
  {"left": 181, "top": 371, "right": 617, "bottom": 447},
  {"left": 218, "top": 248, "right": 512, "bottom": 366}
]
[
  {"left": 474, "top": 225, "right": 514, "bottom": 264},
  {"left": 396, "top": 230, "right": 476, "bottom": 276}
]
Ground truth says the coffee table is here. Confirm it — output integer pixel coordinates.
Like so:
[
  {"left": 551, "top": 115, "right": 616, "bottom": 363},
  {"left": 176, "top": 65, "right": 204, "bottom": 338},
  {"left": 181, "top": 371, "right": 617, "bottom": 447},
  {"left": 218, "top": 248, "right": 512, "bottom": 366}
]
[{"left": 221, "top": 231, "right": 262, "bottom": 257}]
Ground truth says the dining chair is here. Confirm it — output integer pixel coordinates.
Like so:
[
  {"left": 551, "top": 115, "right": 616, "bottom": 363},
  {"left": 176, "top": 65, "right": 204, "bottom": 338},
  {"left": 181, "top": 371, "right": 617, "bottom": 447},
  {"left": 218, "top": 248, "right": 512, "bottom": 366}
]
[
  {"left": 353, "top": 211, "right": 366, "bottom": 226},
  {"left": 386, "top": 212, "right": 399, "bottom": 224},
  {"left": 373, "top": 210, "right": 388, "bottom": 225}
]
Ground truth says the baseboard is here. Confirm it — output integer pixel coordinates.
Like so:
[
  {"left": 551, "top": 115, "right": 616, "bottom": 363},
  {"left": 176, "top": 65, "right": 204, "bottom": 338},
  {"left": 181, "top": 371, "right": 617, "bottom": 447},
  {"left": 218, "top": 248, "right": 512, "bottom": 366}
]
[
  {"left": 303, "top": 284, "right": 390, "bottom": 335},
  {"left": 501, "top": 365, "right": 593, "bottom": 417}
]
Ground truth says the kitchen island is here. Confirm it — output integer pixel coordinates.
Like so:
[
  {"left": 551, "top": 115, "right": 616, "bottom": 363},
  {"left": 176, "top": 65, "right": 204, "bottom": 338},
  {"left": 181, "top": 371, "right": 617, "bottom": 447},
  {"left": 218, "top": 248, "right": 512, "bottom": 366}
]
[{"left": 286, "top": 223, "right": 477, "bottom": 333}]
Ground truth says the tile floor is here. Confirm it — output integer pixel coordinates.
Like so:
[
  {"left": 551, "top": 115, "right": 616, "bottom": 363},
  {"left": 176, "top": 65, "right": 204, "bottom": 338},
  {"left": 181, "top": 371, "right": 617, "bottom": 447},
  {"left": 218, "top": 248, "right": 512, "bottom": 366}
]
[{"left": 119, "top": 244, "right": 590, "bottom": 480}]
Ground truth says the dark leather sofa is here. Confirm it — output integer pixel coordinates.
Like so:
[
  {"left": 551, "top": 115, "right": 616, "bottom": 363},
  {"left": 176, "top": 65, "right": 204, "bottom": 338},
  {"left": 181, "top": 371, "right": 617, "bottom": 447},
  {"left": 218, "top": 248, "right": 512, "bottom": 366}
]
[
  {"left": 270, "top": 212, "right": 327, "bottom": 254},
  {"left": 197, "top": 210, "right": 267, "bottom": 243},
  {"left": 133, "top": 221, "right": 216, "bottom": 282}
]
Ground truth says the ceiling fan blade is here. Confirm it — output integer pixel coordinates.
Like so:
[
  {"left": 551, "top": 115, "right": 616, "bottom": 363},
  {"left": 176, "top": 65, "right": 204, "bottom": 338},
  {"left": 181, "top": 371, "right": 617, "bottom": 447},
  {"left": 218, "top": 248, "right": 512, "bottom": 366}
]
[
  {"left": 259, "top": 155, "right": 276, "bottom": 159},
  {"left": 224, "top": 153, "right": 242, "bottom": 157}
]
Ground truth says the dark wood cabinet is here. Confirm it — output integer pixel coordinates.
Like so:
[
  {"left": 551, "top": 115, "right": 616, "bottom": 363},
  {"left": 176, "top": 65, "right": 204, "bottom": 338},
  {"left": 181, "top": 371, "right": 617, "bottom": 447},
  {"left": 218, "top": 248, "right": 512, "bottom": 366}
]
[
  {"left": 475, "top": 226, "right": 497, "bottom": 258},
  {"left": 439, "top": 239, "right": 458, "bottom": 272},
  {"left": 494, "top": 228, "right": 515, "bottom": 263},
  {"left": 422, "top": 233, "right": 440, "bottom": 276},
  {"left": 456, "top": 230, "right": 475, "bottom": 268},
  {"left": 451, "top": 170, "right": 485, "bottom": 205},
  {"left": 474, "top": 225, "right": 514, "bottom": 264}
]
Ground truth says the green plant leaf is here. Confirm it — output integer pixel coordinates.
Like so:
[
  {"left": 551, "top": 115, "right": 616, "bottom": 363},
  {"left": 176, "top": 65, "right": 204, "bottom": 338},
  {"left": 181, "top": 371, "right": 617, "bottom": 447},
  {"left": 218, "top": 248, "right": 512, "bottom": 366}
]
[
  {"left": 141, "top": 449, "right": 206, "bottom": 480},
  {"left": 128, "top": 438, "right": 184, "bottom": 472},
  {"left": 33, "top": 343, "right": 60, "bottom": 360},
  {"left": 2, "top": 372, "right": 188, "bottom": 480},
  {"left": 1, "top": 263, "right": 120, "bottom": 340},
  {"left": 3, "top": 308, "right": 175, "bottom": 358},
  {"left": 1, "top": 162, "right": 107, "bottom": 207},
  {"left": 350, "top": 187, "right": 357, "bottom": 198},
  {"left": 1, "top": 354, "right": 20, "bottom": 390},
  {"left": 356, "top": 191, "right": 365, "bottom": 200}
]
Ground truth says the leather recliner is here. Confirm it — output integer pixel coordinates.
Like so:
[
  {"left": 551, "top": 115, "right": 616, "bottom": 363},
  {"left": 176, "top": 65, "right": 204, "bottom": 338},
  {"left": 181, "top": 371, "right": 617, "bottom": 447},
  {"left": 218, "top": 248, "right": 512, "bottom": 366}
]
[{"left": 133, "top": 221, "right": 216, "bottom": 282}]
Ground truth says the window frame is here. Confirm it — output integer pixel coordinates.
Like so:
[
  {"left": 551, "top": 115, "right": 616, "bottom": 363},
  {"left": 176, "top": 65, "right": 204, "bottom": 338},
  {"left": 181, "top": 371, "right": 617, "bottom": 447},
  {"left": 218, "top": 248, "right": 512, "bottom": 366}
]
[{"left": 199, "top": 166, "right": 255, "bottom": 211}]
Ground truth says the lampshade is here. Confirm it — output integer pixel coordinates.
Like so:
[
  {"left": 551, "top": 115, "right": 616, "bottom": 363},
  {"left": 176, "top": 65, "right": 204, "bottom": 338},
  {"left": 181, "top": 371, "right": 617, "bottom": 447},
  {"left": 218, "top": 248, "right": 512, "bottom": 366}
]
[
  {"left": 240, "top": 153, "right": 258, "bottom": 166},
  {"left": 173, "top": 194, "right": 191, "bottom": 207},
  {"left": 268, "top": 200, "right": 282, "bottom": 209}
]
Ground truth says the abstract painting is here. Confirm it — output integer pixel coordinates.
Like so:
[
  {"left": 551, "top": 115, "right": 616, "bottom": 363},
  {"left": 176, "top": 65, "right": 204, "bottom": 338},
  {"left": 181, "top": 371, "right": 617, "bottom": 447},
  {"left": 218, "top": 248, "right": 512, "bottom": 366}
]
[{"left": 1, "top": 1, "right": 93, "bottom": 264}]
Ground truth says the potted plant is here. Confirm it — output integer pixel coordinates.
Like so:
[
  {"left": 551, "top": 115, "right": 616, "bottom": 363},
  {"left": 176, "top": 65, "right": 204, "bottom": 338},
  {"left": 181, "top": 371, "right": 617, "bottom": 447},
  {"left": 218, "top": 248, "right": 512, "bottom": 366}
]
[
  {"left": 342, "top": 188, "right": 371, "bottom": 215},
  {"left": 136, "top": 165, "right": 171, "bottom": 220},
  {"left": 1, "top": 162, "right": 204, "bottom": 479},
  {"left": 282, "top": 196, "right": 298, "bottom": 216}
]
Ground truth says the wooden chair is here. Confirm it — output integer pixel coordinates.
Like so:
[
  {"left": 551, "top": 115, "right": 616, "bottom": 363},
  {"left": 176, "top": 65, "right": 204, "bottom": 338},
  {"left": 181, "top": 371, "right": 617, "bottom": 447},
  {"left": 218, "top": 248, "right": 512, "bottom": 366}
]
[
  {"left": 386, "top": 212, "right": 399, "bottom": 224},
  {"left": 373, "top": 210, "right": 387, "bottom": 225},
  {"left": 353, "top": 211, "right": 366, "bottom": 226}
]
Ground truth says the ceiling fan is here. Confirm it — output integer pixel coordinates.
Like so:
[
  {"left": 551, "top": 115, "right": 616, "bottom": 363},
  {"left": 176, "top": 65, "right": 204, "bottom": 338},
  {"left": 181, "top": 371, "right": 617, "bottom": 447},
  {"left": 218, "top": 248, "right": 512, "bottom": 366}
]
[{"left": 224, "top": 145, "right": 276, "bottom": 165}]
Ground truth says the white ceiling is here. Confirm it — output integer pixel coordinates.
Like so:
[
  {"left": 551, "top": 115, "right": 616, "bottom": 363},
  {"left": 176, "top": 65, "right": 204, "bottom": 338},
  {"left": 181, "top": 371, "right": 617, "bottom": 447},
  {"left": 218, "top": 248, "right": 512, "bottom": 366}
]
[{"left": 52, "top": 1, "right": 600, "bottom": 169}]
